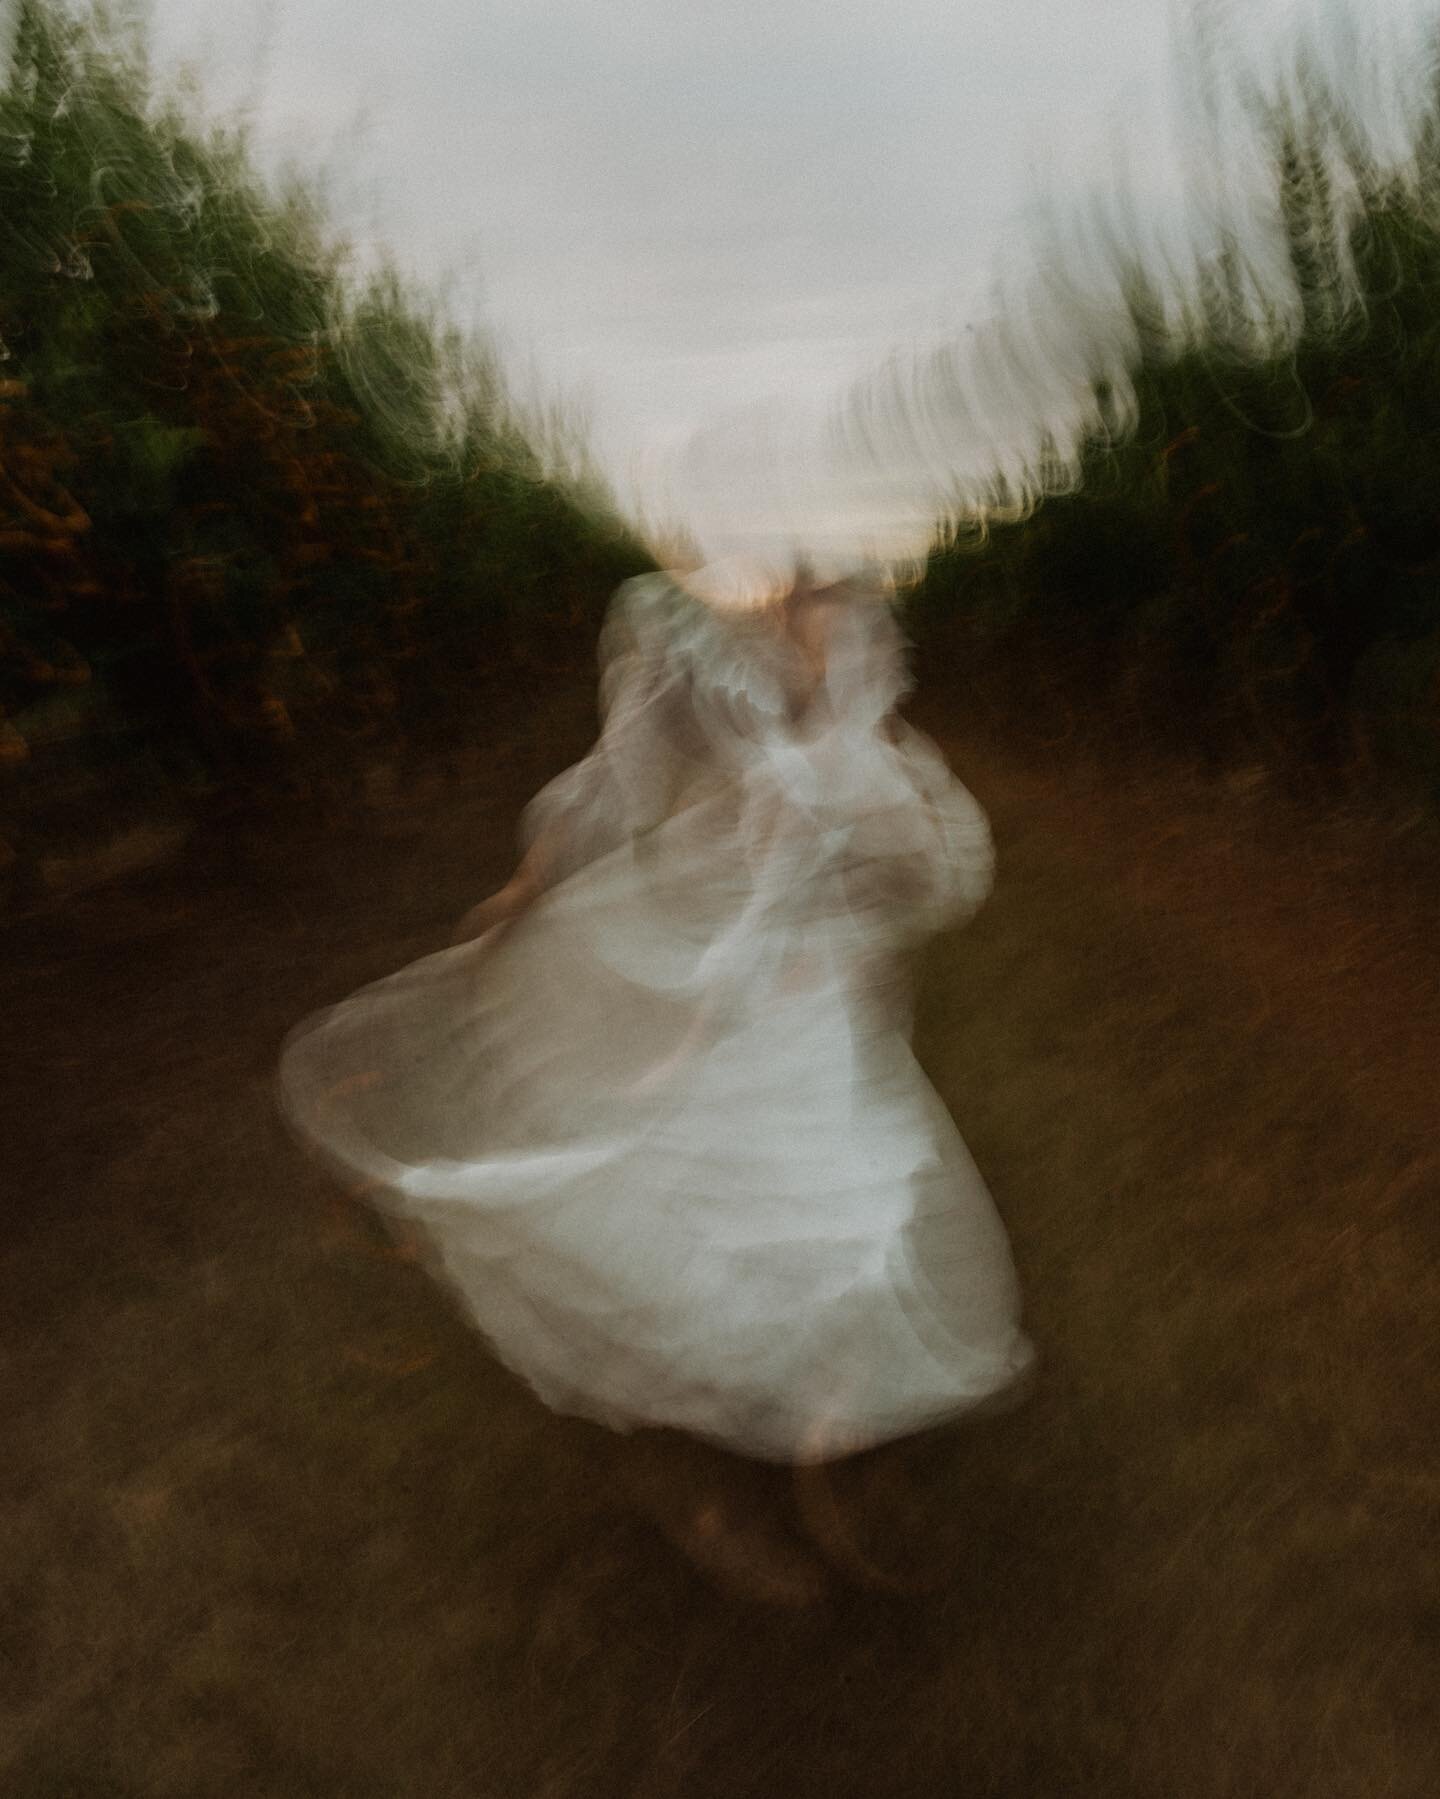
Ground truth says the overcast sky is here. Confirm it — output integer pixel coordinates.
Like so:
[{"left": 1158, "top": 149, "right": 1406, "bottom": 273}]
[{"left": 124, "top": 2, "right": 1440, "bottom": 562}]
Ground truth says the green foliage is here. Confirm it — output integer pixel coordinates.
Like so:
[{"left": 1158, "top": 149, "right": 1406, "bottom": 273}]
[
  {"left": 908, "top": 116, "right": 1440, "bottom": 803},
  {"left": 0, "top": 1, "right": 649, "bottom": 832}
]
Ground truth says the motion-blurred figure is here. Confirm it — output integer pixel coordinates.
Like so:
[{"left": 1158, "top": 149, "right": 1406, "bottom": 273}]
[{"left": 279, "top": 562, "right": 1034, "bottom": 1601}]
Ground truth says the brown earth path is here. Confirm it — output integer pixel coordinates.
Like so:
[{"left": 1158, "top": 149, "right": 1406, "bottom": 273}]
[{"left": 1, "top": 694, "right": 1435, "bottom": 1799}]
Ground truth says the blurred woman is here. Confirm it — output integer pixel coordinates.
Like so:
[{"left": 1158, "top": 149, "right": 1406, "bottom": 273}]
[{"left": 278, "top": 561, "right": 1034, "bottom": 1604}]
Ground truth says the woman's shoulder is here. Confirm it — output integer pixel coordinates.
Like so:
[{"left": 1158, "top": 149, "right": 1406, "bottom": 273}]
[
  {"left": 606, "top": 572, "right": 731, "bottom": 663},
  {"left": 606, "top": 572, "right": 792, "bottom": 724}
]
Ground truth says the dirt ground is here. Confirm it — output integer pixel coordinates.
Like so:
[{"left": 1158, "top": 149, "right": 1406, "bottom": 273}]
[{"left": 2, "top": 690, "right": 1436, "bottom": 1798}]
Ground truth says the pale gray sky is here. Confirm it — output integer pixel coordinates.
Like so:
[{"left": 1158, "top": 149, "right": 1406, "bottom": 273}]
[{"left": 123, "top": 2, "right": 1440, "bottom": 561}]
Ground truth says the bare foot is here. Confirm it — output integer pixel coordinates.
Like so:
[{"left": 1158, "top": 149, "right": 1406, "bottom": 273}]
[
  {"left": 666, "top": 1500, "right": 829, "bottom": 1610},
  {"left": 612, "top": 1434, "right": 828, "bottom": 1608},
  {"left": 792, "top": 1455, "right": 955, "bottom": 1597}
]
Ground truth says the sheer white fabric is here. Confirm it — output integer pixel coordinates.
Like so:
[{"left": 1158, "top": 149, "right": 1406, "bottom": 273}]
[{"left": 278, "top": 573, "right": 1034, "bottom": 1463}]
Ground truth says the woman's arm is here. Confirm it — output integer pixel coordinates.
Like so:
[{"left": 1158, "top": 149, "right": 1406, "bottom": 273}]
[{"left": 450, "top": 832, "right": 557, "bottom": 946}]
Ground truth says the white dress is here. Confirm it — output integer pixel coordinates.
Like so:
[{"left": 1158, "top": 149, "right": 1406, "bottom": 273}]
[{"left": 278, "top": 573, "right": 1034, "bottom": 1463}]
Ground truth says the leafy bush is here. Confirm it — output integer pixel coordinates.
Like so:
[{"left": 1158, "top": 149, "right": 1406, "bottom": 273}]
[
  {"left": 908, "top": 104, "right": 1440, "bottom": 804},
  {"left": 0, "top": 1, "right": 648, "bottom": 849}
]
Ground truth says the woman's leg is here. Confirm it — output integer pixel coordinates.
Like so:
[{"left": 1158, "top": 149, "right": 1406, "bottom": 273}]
[{"left": 611, "top": 1427, "right": 829, "bottom": 1608}]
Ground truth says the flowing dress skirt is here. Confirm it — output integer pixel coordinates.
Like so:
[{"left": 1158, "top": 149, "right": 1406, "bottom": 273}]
[{"left": 278, "top": 805, "right": 1035, "bottom": 1463}]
